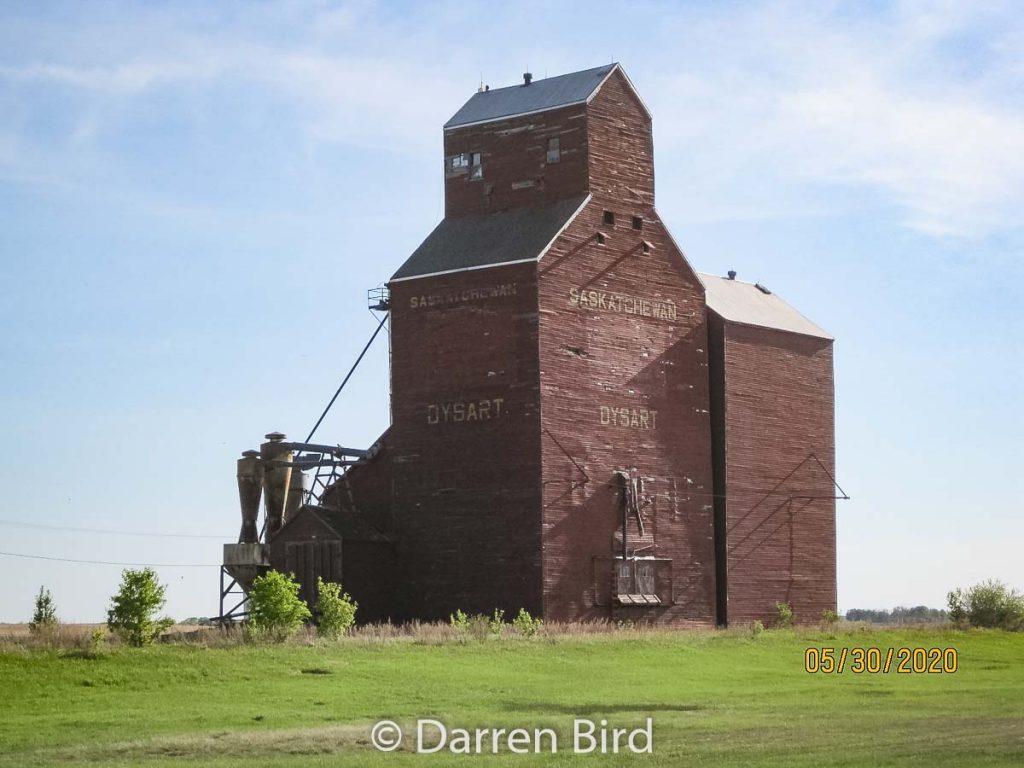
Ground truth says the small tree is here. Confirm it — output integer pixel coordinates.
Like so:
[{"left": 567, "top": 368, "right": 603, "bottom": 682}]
[
  {"left": 948, "top": 580, "right": 1024, "bottom": 631},
  {"left": 512, "top": 608, "right": 543, "bottom": 638},
  {"left": 315, "top": 577, "right": 357, "bottom": 639},
  {"left": 29, "top": 586, "right": 59, "bottom": 635},
  {"left": 107, "top": 568, "right": 173, "bottom": 647},
  {"left": 488, "top": 608, "right": 505, "bottom": 638},
  {"left": 449, "top": 609, "right": 470, "bottom": 637},
  {"left": 248, "top": 570, "right": 311, "bottom": 641}
]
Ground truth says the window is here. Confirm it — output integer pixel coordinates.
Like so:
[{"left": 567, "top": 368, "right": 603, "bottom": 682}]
[
  {"left": 641, "top": 241, "right": 651, "bottom": 256},
  {"left": 446, "top": 153, "right": 469, "bottom": 177},
  {"left": 603, "top": 210, "right": 615, "bottom": 226},
  {"left": 445, "top": 152, "right": 483, "bottom": 179},
  {"left": 597, "top": 232, "right": 606, "bottom": 246},
  {"left": 632, "top": 216, "right": 643, "bottom": 230},
  {"left": 546, "top": 137, "right": 560, "bottom": 163}
]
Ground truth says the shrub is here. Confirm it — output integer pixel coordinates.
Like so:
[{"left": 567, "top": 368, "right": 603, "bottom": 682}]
[
  {"left": 774, "top": 601, "right": 794, "bottom": 628},
  {"left": 315, "top": 577, "right": 357, "bottom": 639},
  {"left": 248, "top": 570, "right": 311, "bottom": 641},
  {"left": 29, "top": 586, "right": 59, "bottom": 636},
  {"left": 512, "top": 608, "right": 543, "bottom": 638},
  {"left": 106, "top": 568, "right": 173, "bottom": 647},
  {"left": 449, "top": 609, "right": 470, "bottom": 636},
  {"left": 948, "top": 580, "right": 1024, "bottom": 631},
  {"left": 488, "top": 608, "right": 505, "bottom": 638},
  {"left": 750, "top": 619, "right": 765, "bottom": 638},
  {"left": 821, "top": 609, "right": 840, "bottom": 626}
]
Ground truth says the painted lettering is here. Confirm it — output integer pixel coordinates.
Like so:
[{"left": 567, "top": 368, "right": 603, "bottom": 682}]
[
  {"left": 426, "top": 397, "right": 508, "bottom": 425},
  {"left": 408, "top": 283, "right": 518, "bottom": 310},
  {"left": 568, "top": 288, "right": 677, "bottom": 322},
  {"left": 598, "top": 405, "right": 658, "bottom": 430}
]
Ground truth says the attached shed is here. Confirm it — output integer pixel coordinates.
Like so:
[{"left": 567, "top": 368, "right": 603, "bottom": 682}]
[
  {"left": 267, "top": 505, "right": 397, "bottom": 624},
  {"left": 703, "top": 273, "right": 837, "bottom": 626}
]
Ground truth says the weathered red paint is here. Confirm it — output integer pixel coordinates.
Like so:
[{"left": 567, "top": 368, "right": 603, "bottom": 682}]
[{"left": 266, "top": 66, "right": 836, "bottom": 627}]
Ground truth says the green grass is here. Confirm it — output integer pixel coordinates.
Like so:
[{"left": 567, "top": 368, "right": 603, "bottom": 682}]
[{"left": 0, "top": 627, "right": 1021, "bottom": 766}]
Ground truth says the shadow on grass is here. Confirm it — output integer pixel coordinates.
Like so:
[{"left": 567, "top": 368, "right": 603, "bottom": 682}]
[{"left": 501, "top": 701, "right": 705, "bottom": 715}]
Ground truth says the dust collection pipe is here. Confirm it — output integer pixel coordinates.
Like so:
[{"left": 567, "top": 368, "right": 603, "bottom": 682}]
[
  {"left": 261, "top": 432, "right": 294, "bottom": 539},
  {"left": 285, "top": 461, "right": 304, "bottom": 519},
  {"left": 236, "top": 450, "right": 263, "bottom": 544}
]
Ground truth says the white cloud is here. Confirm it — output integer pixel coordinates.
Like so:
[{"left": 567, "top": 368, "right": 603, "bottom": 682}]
[
  {"left": 648, "top": 0, "right": 1024, "bottom": 237},
  {"left": 0, "top": 0, "right": 1021, "bottom": 238}
]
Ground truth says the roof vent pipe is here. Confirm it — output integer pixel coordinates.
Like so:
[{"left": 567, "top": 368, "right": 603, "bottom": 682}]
[
  {"left": 727, "top": 270, "right": 736, "bottom": 280},
  {"left": 523, "top": 72, "right": 533, "bottom": 86}
]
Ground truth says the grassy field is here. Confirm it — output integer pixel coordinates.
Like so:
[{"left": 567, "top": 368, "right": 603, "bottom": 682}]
[{"left": 0, "top": 625, "right": 1021, "bottom": 767}]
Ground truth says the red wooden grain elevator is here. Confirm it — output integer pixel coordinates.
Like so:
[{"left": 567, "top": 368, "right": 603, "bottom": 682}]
[{"left": 223, "top": 64, "right": 840, "bottom": 627}]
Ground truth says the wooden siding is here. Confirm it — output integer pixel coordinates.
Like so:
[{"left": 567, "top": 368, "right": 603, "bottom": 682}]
[
  {"left": 711, "top": 319, "right": 837, "bottom": 625},
  {"left": 444, "top": 103, "right": 590, "bottom": 217},
  {"left": 586, "top": 70, "right": 655, "bottom": 209},
  {"left": 537, "top": 198, "right": 716, "bottom": 626},
  {"left": 297, "top": 66, "right": 838, "bottom": 628},
  {"left": 386, "top": 261, "right": 544, "bottom": 620}
]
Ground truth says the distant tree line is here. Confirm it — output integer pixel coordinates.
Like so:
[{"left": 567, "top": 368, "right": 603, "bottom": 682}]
[{"left": 845, "top": 606, "right": 948, "bottom": 624}]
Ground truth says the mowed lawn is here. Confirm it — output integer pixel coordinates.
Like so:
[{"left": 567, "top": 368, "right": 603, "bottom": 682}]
[{"left": 0, "top": 627, "right": 1021, "bottom": 767}]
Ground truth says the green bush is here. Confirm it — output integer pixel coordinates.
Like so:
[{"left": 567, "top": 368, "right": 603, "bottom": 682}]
[
  {"left": 821, "top": 609, "right": 840, "bottom": 626},
  {"left": 29, "top": 586, "right": 59, "bottom": 635},
  {"left": 106, "top": 568, "right": 173, "bottom": 647},
  {"left": 315, "top": 577, "right": 357, "bottom": 639},
  {"left": 449, "top": 609, "right": 470, "bottom": 636},
  {"left": 488, "top": 608, "right": 505, "bottom": 637},
  {"left": 512, "top": 608, "right": 543, "bottom": 638},
  {"left": 248, "top": 570, "right": 311, "bottom": 641},
  {"left": 774, "top": 601, "right": 794, "bottom": 628},
  {"left": 948, "top": 580, "right": 1024, "bottom": 631},
  {"left": 750, "top": 619, "right": 765, "bottom": 638}
]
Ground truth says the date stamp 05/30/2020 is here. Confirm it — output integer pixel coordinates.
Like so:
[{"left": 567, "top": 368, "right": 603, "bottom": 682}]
[{"left": 804, "top": 647, "right": 959, "bottom": 674}]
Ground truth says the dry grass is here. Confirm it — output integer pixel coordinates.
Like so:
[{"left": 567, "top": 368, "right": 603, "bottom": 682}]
[
  {"left": 0, "top": 617, "right": 669, "bottom": 653},
  {"left": 19, "top": 724, "right": 373, "bottom": 764},
  {"left": 1, "top": 618, "right": 945, "bottom": 654}
]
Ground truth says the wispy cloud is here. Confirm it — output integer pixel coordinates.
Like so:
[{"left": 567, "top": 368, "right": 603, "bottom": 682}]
[
  {"left": 646, "top": 1, "right": 1024, "bottom": 237},
  {"left": 0, "top": 0, "right": 1021, "bottom": 238}
]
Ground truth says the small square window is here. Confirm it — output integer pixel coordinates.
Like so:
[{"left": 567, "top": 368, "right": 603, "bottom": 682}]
[
  {"left": 632, "top": 216, "right": 643, "bottom": 230},
  {"left": 445, "top": 153, "right": 470, "bottom": 177},
  {"left": 641, "top": 241, "right": 651, "bottom": 255},
  {"left": 603, "top": 210, "right": 615, "bottom": 226},
  {"left": 546, "top": 137, "right": 560, "bottom": 163},
  {"left": 597, "top": 232, "right": 606, "bottom": 246}
]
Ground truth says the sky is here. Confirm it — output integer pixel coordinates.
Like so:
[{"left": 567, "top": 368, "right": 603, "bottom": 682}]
[{"left": 0, "top": 0, "right": 1021, "bottom": 622}]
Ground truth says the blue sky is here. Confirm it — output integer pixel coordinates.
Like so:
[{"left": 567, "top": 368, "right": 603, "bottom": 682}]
[{"left": 0, "top": 0, "right": 1020, "bottom": 621}]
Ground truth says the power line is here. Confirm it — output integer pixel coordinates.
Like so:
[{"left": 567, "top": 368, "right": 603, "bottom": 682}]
[
  {"left": 0, "top": 519, "right": 232, "bottom": 539},
  {"left": 0, "top": 551, "right": 217, "bottom": 568}
]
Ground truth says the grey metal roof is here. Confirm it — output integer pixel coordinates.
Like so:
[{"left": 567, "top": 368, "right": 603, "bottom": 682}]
[
  {"left": 444, "top": 64, "right": 618, "bottom": 129},
  {"left": 700, "top": 273, "right": 832, "bottom": 340},
  {"left": 390, "top": 196, "right": 589, "bottom": 281}
]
